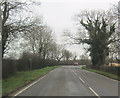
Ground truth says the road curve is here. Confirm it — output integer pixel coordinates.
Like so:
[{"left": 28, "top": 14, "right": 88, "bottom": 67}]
[{"left": 14, "top": 66, "right": 118, "bottom": 97}]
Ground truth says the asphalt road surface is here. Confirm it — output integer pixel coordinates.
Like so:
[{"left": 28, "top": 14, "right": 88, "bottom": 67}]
[{"left": 14, "top": 66, "right": 118, "bottom": 97}]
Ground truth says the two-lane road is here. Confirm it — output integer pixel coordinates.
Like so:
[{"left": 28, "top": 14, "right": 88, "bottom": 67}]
[{"left": 13, "top": 66, "right": 118, "bottom": 97}]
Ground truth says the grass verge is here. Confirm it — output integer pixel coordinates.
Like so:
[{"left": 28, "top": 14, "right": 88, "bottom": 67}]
[
  {"left": 82, "top": 66, "right": 120, "bottom": 81},
  {"left": 2, "top": 66, "right": 59, "bottom": 96}
]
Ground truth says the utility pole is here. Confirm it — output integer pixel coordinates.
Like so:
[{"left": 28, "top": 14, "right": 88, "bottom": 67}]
[
  {"left": 0, "top": 2, "right": 2, "bottom": 98},
  {"left": 29, "top": 58, "right": 32, "bottom": 70},
  {"left": 118, "top": 2, "right": 120, "bottom": 98},
  {"left": 118, "top": 1, "right": 120, "bottom": 62}
]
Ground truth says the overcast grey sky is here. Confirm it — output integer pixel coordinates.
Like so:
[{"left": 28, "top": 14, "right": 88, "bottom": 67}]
[{"left": 33, "top": 0, "right": 119, "bottom": 58}]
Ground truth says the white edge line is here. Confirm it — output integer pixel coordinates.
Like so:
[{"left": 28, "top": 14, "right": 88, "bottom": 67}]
[
  {"left": 13, "top": 68, "right": 56, "bottom": 96},
  {"left": 14, "top": 74, "right": 47, "bottom": 96},
  {"left": 79, "top": 77, "right": 85, "bottom": 83},
  {"left": 89, "top": 87, "right": 100, "bottom": 98},
  {"left": 50, "top": 70, "right": 54, "bottom": 73}
]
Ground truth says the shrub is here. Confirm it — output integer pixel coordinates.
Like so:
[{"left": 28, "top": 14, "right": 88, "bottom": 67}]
[
  {"left": 16, "top": 52, "right": 58, "bottom": 71},
  {"left": 2, "top": 59, "right": 17, "bottom": 79},
  {"left": 2, "top": 52, "right": 59, "bottom": 79}
]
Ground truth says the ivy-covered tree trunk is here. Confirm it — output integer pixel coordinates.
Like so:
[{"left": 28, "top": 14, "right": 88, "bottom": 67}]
[
  {"left": 2, "top": 25, "right": 9, "bottom": 57},
  {"left": 80, "top": 17, "right": 115, "bottom": 67}
]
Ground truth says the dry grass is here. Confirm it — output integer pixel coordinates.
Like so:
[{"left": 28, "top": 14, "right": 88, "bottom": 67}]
[{"left": 108, "top": 63, "right": 120, "bottom": 67}]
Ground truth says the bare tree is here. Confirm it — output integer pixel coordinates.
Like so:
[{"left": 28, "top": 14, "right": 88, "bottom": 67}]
[
  {"left": 108, "top": 3, "right": 120, "bottom": 63},
  {"left": 1, "top": 0, "right": 40, "bottom": 57},
  {"left": 23, "top": 17, "right": 57, "bottom": 60},
  {"left": 23, "top": 17, "right": 44, "bottom": 54},
  {"left": 62, "top": 49, "right": 72, "bottom": 61},
  {"left": 65, "top": 10, "right": 119, "bottom": 67}
]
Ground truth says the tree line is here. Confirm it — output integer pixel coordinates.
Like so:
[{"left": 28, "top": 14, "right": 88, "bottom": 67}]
[
  {"left": 1, "top": 0, "right": 74, "bottom": 79},
  {"left": 64, "top": 3, "right": 120, "bottom": 75}
]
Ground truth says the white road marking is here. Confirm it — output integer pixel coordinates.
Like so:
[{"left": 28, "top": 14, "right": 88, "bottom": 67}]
[
  {"left": 72, "top": 70, "right": 85, "bottom": 83},
  {"left": 50, "top": 70, "right": 54, "bottom": 73},
  {"left": 72, "top": 69, "right": 101, "bottom": 98},
  {"left": 79, "top": 77, "right": 85, "bottom": 83},
  {"left": 13, "top": 68, "right": 58, "bottom": 96},
  {"left": 72, "top": 70, "right": 78, "bottom": 76},
  {"left": 89, "top": 87, "right": 101, "bottom": 98},
  {"left": 72, "top": 70, "right": 75, "bottom": 73},
  {"left": 74, "top": 72, "right": 77, "bottom": 76},
  {"left": 13, "top": 74, "right": 47, "bottom": 97}
]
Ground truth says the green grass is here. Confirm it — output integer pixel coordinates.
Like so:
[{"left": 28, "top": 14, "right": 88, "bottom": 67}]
[
  {"left": 2, "top": 66, "right": 59, "bottom": 96},
  {"left": 82, "top": 66, "right": 120, "bottom": 81},
  {"left": 0, "top": 81, "right": 2, "bottom": 97}
]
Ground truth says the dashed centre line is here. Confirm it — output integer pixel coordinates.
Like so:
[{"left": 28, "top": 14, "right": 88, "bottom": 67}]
[
  {"left": 79, "top": 77, "right": 85, "bottom": 83},
  {"left": 89, "top": 87, "right": 101, "bottom": 98},
  {"left": 72, "top": 69, "right": 100, "bottom": 98}
]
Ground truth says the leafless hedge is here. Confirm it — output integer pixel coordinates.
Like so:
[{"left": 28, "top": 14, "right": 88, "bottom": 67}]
[{"left": 2, "top": 52, "right": 58, "bottom": 79}]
